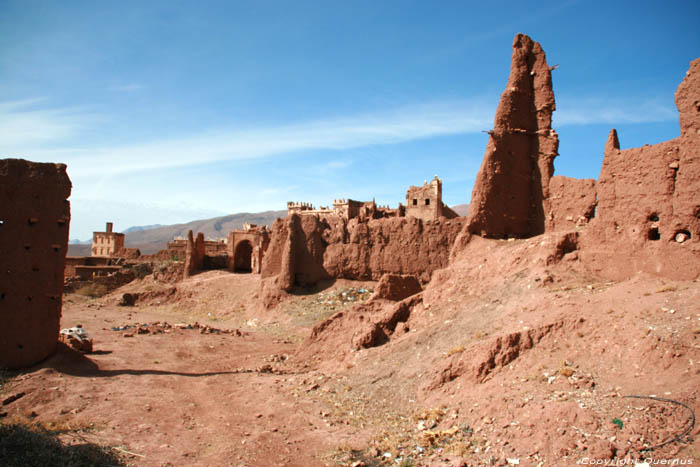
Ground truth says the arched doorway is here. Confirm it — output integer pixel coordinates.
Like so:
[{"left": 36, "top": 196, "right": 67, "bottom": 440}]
[{"left": 233, "top": 240, "right": 253, "bottom": 272}]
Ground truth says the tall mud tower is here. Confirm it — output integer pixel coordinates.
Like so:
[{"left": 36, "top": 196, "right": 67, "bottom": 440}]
[
  {"left": 0, "top": 159, "right": 72, "bottom": 368},
  {"left": 467, "top": 33, "right": 559, "bottom": 238}
]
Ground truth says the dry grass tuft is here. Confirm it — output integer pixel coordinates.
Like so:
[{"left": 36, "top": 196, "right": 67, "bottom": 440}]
[
  {"left": 74, "top": 284, "right": 109, "bottom": 298},
  {"left": 0, "top": 422, "right": 126, "bottom": 467}
]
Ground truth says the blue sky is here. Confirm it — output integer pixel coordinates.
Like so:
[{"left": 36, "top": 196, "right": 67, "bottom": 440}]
[{"left": 1, "top": 0, "right": 698, "bottom": 241}]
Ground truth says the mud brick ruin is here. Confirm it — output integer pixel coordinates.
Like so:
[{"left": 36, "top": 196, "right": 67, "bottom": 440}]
[
  {"left": 454, "top": 33, "right": 700, "bottom": 280},
  {"left": 287, "top": 199, "right": 401, "bottom": 220},
  {"left": 183, "top": 223, "right": 271, "bottom": 278},
  {"left": 3, "top": 32, "right": 698, "bottom": 371},
  {"left": 0, "top": 159, "right": 71, "bottom": 369},
  {"left": 64, "top": 222, "right": 132, "bottom": 280},
  {"left": 405, "top": 176, "right": 458, "bottom": 222}
]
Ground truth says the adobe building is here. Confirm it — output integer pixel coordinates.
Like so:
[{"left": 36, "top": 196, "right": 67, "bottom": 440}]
[
  {"left": 405, "top": 175, "right": 458, "bottom": 222},
  {"left": 0, "top": 159, "right": 71, "bottom": 368},
  {"left": 92, "top": 222, "right": 125, "bottom": 257},
  {"left": 287, "top": 176, "right": 458, "bottom": 223},
  {"left": 64, "top": 256, "right": 121, "bottom": 280},
  {"left": 287, "top": 199, "right": 394, "bottom": 220}
]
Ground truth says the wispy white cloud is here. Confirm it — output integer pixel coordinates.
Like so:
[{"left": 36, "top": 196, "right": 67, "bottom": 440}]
[
  {"left": 0, "top": 98, "right": 96, "bottom": 147},
  {"left": 555, "top": 96, "right": 677, "bottom": 126},
  {"left": 109, "top": 83, "right": 144, "bottom": 92},
  {"left": 1, "top": 94, "right": 679, "bottom": 180},
  {"left": 6, "top": 99, "right": 495, "bottom": 176}
]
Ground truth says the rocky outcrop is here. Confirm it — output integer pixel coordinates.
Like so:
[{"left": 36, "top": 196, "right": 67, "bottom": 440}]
[
  {"left": 580, "top": 58, "right": 700, "bottom": 280},
  {"left": 371, "top": 273, "right": 422, "bottom": 301},
  {"left": 466, "top": 33, "right": 559, "bottom": 239},
  {"left": 0, "top": 159, "right": 71, "bottom": 368},
  {"left": 298, "top": 293, "right": 423, "bottom": 365}
]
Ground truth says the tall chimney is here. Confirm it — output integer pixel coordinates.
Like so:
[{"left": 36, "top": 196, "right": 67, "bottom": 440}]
[{"left": 106, "top": 222, "right": 113, "bottom": 233}]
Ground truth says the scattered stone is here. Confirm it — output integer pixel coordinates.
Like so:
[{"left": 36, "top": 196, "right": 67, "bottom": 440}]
[
  {"left": 118, "top": 293, "right": 136, "bottom": 306},
  {"left": 59, "top": 327, "right": 93, "bottom": 353}
]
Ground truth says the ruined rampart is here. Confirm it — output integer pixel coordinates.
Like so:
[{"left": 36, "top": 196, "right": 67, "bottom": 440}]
[
  {"left": 261, "top": 213, "right": 464, "bottom": 304},
  {"left": 0, "top": 159, "right": 71, "bottom": 368},
  {"left": 581, "top": 58, "right": 700, "bottom": 281},
  {"left": 454, "top": 33, "right": 699, "bottom": 281}
]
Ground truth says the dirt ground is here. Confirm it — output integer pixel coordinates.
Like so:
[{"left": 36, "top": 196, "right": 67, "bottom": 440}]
[
  {"left": 1, "top": 272, "right": 379, "bottom": 466},
  {"left": 2, "top": 237, "right": 700, "bottom": 466}
]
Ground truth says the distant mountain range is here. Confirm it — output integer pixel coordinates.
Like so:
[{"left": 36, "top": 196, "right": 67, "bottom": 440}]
[
  {"left": 122, "top": 224, "right": 164, "bottom": 233},
  {"left": 67, "top": 205, "right": 469, "bottom": 256}
]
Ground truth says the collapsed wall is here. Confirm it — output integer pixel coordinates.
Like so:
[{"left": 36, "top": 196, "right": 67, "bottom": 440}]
[
  {"left": 0, "top": 159, "right": 71, "bottom": 368},
  {"left": 580, "top": 58, "right": 700, "bottom": 280},
  {"left": 183, "top": 230, "right": 205, "bottom": 278},
  {"left": 260, "top": 213, "right": 464, "bottom": 304}
]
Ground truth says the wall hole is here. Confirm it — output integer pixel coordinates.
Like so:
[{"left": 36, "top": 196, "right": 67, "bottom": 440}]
[
  {"left": 674, "top": 230, "right": 691, "bottom": 243},
  {"left": 648, "top": 213, "right": 659, "bottom": 222},
  {"left": 425, "top": 199, "right": 430, "bottom": 205},
  {"left": 648, "top": 228, "right": 661, "bottom": 240},
  {"left": 18, "top": 344, "right": 23, "bottom": 350},
  {"left": 24, "top": 244, "right": 31, "bottom": 251},
  {"left": 0, "top": 292, "right": 5, "bottom": 300},
  {"left": 26, "top": 296, "right": 32, "bottom": 301}
]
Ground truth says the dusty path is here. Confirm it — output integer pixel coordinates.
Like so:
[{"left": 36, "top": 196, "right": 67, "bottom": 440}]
[{"left": 1, "top": 272, "right": 371, "bottom": 466}]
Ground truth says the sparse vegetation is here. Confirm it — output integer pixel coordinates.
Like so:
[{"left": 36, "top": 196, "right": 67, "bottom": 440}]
[
  {"left": 0, "top": 367, "right": 17, "bottom": 392},
  {"left": 74, "top": 283, "right": 108, "bottom": 298},
  {"left": 0, "top": 422, "right": 125, "bottom": 467}
]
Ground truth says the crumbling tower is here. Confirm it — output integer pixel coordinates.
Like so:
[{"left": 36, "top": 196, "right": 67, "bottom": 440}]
[{"left": 467, "top": 33, "right": 559, "bottom": 238}]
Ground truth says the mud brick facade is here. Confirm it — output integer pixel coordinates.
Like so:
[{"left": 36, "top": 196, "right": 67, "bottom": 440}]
[
  {"left": 92, "top": 222, "right": 125, "bottom": 257},
  {"left": 405, "top": 175, "right": 458, "bottom": 222}
]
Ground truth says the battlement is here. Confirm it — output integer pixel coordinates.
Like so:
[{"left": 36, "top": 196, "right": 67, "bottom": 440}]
[{"left": 287, "top": 201, "right": 314, "bottom": 209}]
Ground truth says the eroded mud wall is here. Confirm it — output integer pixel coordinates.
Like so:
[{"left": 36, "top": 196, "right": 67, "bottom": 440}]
[
  {"left": 0, "top": 159, "right": 71, "bottom": 368},
  {"left": 261, "top": 214, "right": 465, "bottom": 292},
  {"left": 466, "top": 33, "right": 559, "bottom": 239}
]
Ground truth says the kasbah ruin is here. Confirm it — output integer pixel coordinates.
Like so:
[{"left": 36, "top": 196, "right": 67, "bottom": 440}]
[{"left": 1, "top": 34, "right": 699, "bottom": 466}]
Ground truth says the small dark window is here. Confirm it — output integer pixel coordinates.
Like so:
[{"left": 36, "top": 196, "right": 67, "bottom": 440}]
[
  {"left": 425, "top": 199, "right": 430, "bottom": 205},
  {"left": 649, "top": 213, "right": 659, "bottom": 222},
  {"left": 412, "top": 199, "right": 418, "bottom": 206},
  {"left": 648, "top": 228, "right": 661, "bottom": 240}
]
